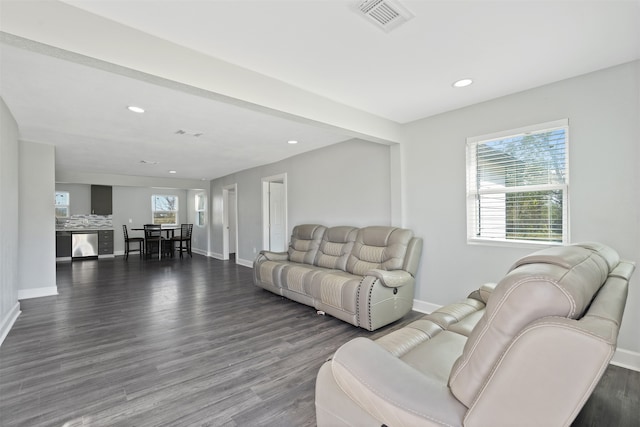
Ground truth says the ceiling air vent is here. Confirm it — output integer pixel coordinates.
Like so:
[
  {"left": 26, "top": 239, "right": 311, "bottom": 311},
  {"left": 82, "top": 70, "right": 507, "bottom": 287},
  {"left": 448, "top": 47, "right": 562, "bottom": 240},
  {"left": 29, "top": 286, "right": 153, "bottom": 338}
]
[{"left": 357, "top": 0, "right": 414, "bottom": 32}]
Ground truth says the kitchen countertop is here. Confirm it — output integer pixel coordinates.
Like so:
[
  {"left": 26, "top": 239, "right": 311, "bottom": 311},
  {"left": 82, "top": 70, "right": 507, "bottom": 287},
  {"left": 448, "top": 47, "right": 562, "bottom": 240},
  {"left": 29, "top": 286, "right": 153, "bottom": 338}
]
[{"left": 56, "top": 228, "right": 114, "bottom": 232}]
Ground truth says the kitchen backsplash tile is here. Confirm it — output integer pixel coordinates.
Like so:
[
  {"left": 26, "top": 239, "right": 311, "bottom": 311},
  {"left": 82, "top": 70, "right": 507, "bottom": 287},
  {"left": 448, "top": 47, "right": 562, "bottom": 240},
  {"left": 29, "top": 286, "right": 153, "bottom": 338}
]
[{"left": 56, "top": 214, "right": 113, "bottom": 229}]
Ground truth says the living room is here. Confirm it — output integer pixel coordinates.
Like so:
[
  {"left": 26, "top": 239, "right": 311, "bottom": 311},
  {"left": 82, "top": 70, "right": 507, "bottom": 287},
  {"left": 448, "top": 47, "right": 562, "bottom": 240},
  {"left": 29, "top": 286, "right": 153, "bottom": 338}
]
[{"left": 1, "top": 1, "right": 639, "bottom": 425}]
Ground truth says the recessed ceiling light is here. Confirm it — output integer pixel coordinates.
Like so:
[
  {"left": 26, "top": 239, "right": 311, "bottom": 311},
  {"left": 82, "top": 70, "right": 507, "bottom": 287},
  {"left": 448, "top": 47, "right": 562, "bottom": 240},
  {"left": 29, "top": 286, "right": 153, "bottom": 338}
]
[
  {"left": 127, "top": 105, "right": 145, "bottom": 113},
  {"left": 169, "top": 170, "right": 177, "bottom": 174},
  {"left": 288, "top": 140, "right": 298, "bottom": 144},
  {"left": 452, "top": 78, "right": 473, "bottom": 88}
]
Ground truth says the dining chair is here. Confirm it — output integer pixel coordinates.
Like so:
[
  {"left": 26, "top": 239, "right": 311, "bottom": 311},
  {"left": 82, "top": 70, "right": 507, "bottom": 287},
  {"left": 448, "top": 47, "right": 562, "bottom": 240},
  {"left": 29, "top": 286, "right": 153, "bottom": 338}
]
[
  {"left": 143, "top": 224, "right": 165, "bottom": 260},
  {"left": 171, "top": 224, "right": 193, "bottom": 258},
  {"left": 122, "top": 225, "right": 144, "bottom": 260}
]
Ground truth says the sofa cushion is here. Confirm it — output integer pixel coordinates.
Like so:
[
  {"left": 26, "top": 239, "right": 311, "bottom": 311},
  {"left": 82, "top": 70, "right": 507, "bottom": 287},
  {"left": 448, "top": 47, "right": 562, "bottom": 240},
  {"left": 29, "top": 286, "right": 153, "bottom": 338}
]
[
  {"left": 280, "top": 262, "right": 330, "bottom": 296},
  {"left": 288, "top": 224, "right": 326, "bottom": 265},
  {"left": 315, "top": 226, "right": 358, "bottom": 270},
  {"left": 449, "top": 244, "right": 615, "bottom": 408},
  {"left": 310, "top": 270, "right": 362, "bottom": 315},
  {"left": 256, "top": 260, "right": 286, "bottom": 290},
  {"left": 346, "top": 226, "right": 414, "bottom": 276}
]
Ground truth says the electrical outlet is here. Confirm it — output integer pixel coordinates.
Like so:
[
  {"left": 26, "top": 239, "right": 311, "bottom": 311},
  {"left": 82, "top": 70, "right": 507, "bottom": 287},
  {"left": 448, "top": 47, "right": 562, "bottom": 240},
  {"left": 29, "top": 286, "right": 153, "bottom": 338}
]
[
  {"left": 129, "top": 218, "right": 133, "bottom": 223},
  {"left": 253, "top": 247, "right": 257, "bottom": 254}
]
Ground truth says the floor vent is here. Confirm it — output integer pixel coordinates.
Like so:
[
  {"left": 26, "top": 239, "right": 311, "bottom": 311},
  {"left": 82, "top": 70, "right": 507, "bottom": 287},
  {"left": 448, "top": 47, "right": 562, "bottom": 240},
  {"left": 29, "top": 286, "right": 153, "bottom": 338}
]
[{"left": 357, "top": 0, "right": 414, "bottom": 32}]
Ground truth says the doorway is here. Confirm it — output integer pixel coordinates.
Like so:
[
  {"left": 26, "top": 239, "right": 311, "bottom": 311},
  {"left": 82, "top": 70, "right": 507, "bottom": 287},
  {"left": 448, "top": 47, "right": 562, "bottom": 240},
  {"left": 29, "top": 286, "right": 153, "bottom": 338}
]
[
  {"left": 262, "top": 173, "right": 288, "bottom": 252},
  {"left": 222, "top": 184, "right": 238, "bottom": 262}
]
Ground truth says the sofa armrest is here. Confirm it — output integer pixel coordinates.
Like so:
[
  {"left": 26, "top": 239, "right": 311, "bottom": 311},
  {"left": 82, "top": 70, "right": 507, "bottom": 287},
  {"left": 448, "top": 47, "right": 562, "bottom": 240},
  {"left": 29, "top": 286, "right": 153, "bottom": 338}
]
[
  {"left": 331, "top": 337, "right": 467, "bottom": 426},
  {"left": 258, "top": 250, "right": 289, "bottom": 261},
  {"left": 365, "top": 269, "right": 412, "bottom": 287},
  {"left": 467, "top": 282, "right": 497, "bottom": 303}
]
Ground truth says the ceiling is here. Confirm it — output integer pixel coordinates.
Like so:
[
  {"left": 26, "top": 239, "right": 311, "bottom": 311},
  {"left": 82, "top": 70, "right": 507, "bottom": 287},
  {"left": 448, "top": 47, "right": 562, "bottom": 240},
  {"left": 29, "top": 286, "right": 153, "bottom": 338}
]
[{"left": 1, "top": 0, "right": 639, "bottom": 181}]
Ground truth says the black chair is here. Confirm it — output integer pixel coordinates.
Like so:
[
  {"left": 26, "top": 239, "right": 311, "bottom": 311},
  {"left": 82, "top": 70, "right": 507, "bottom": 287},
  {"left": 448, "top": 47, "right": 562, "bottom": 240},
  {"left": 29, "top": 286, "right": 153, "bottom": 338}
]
[
  {"left": 143, "top": 224, "right": 166, "bottom": 260},
  {"left": 171, "top": 224, "right": 193, "bottom": 258},
  {"left": 122, "top": 225, "right": 144, "bottom": 260}
]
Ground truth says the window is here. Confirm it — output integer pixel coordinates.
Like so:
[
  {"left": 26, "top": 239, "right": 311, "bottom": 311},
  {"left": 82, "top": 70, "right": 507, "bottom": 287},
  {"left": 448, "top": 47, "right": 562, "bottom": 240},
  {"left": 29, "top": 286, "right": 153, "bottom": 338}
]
[
  {"left": 466, "top": 119, "right": 568, "bottom": 245},
  {"left": 55, "top": 191, "right": 70, "bottom": 218},
  {"left": 152, "top": 195, "right": 178, "bottom": 226},
  {"left": 195, "top": 193, "right": 206, "bottom": 226}
]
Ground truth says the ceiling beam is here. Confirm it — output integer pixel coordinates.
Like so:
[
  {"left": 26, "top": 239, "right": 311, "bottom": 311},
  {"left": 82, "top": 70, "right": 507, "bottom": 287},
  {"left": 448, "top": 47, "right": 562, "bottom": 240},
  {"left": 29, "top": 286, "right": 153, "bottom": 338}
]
[{"left": 0, "top": 0, "right": 401, "bottom": 145}]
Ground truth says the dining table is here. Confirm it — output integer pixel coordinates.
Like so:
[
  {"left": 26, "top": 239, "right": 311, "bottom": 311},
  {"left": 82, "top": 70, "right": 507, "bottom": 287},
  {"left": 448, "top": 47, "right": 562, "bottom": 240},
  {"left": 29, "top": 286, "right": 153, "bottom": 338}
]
[
  {"left": 130, "top": 226, "right": 180, "bottom": 239},
  {"left": 131, "top": 226, "right": 181, "bottom": 259}
]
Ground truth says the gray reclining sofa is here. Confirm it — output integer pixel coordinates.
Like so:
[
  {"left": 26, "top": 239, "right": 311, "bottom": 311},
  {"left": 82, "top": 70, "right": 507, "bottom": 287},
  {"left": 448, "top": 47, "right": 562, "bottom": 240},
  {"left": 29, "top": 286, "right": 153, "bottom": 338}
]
[
  {"left": 253, "top": 224, "right": 423, "bottom": 331},
  {"left": 316, "top": 242, "right": 635, "bottom": 426}
]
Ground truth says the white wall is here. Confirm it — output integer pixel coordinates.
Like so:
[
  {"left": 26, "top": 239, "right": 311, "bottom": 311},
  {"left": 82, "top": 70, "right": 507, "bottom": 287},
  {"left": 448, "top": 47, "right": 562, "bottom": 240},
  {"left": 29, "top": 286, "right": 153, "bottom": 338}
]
[
  {"left": 401, "top": 61, "right": 640, "bottom": 357},
  {"left": 0, "top": 97, "right": 21, "bottom": 344},
  {"left": 18, "top": 140, "right": 57, "bottom": 298},
  {"left": 210, "top": 139, "right": 391, "bottom": 265}
]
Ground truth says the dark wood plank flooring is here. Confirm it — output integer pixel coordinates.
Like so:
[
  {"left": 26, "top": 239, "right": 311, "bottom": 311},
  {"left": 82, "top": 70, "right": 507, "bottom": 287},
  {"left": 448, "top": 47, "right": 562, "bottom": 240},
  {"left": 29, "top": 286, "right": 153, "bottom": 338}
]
[{"left": 0, "top": 255, "right": 638, "bottom": 426}]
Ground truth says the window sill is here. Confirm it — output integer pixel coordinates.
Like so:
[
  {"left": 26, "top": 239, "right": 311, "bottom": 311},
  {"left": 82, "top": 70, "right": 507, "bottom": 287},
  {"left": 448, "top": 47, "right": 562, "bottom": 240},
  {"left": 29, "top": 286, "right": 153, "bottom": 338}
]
[{"left": 467, "top": 238, "right": 566, "bottom": 250}]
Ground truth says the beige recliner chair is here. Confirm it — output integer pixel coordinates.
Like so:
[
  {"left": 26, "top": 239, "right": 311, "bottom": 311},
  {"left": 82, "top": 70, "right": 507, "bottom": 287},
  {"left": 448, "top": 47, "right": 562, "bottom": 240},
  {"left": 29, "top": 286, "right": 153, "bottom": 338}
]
[{"left": 315, "top": 243, "right": 635, "bottom": 426}]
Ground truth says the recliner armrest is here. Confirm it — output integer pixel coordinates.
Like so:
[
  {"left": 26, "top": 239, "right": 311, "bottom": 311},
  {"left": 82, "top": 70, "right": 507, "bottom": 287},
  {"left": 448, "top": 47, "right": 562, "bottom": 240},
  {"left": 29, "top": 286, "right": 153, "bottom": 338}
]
[
  {"left": 258, "top": 250, "right": 289, "bottom": 261},
  {"left": 365, "top": 269, "right": 412, "bottom": 287},
  {"left": 331, "top": 337, "right": 467, "bottom": 426},
  {"left": 467, "top": 282, "right": 497, "bottom": 303}
]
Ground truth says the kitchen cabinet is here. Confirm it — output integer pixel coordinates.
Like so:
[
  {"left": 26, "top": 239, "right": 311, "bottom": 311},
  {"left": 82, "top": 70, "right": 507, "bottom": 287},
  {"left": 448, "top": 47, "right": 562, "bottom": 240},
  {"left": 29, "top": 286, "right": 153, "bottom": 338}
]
[
  {"left": 98, "top": 230, "right": 114, "bottom": 255},
  {"left": 91, "top": 185, "right": 112, "bottom": 215},
  {"left": 56, "top": 231, "right": 72, "bottom": 257}
]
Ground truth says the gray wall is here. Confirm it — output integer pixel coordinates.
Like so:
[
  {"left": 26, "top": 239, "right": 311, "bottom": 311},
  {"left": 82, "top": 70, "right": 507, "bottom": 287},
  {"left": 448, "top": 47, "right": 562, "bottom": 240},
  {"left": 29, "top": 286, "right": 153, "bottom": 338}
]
[
  {"left": 55, "top": 183, "right": 208, "bottom": 255},
  {"left": 111, "top": 186, "right": 188, "bottom": 254},
  {"left": 210, "top": 139, "right": 391, "bottom": 264},
  {"left": 56, "top": 171, "right": 210, "bottom": 255},
  {"left": 0, "top": 97, "right": 20, "bottom": 343},
  {"left": 401, "top": 61, "right": 640, "bottom": 355},
  {"left": 18, "top": 140, "right": 57, "bottom": 297},
  {"left": 55, "top": 183, "right": 91, "bottom": 215}
]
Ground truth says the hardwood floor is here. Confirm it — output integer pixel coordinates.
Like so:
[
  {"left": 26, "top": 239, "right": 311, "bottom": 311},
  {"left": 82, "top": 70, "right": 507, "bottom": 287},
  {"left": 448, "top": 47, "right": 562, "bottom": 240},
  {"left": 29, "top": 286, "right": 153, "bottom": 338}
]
[{"left": 0, "top": 255, "right": 638, "bottom": 426}]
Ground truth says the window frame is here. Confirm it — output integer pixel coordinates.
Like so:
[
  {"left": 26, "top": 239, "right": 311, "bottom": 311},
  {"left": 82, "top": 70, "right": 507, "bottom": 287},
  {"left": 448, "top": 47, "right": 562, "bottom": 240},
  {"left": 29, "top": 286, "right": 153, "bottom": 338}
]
[
  {"left": 55, "top": 191, "right": 70, "bottom": 218},
  {"left": 466, "top": 119, "right": 569, "bottom": 248},
  {"left": 195, "top": 193, "right": 206, "bottom": 227},
  {"left": 151, "top": 194, "right": 179, "bottom": 226}
]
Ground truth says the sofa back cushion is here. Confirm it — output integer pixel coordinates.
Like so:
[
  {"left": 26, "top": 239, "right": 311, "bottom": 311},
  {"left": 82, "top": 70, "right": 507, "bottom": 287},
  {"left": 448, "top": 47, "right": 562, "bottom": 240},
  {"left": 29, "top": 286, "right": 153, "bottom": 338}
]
[
  {"left": 315, "top": 226, "right": 358, "bottom": 270},
  {"left": 288, "top": 224, "right": 327, "bottom": 265},
  {"left": 346, "top": 226, "right": 414, "bottom": 276},
  {"left": 448, "top": 243, "right": 617, "bottom": 408}
]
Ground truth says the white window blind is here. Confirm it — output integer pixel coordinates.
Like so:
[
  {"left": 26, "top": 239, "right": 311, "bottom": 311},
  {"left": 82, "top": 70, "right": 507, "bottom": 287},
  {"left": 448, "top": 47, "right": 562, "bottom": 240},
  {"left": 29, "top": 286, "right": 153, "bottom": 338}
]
[
  {"left": 466, "top": 119, "right": 569, "bottom": 245},
  {"left": 195, "top": 193, "right": 206, "bottom": 227}
]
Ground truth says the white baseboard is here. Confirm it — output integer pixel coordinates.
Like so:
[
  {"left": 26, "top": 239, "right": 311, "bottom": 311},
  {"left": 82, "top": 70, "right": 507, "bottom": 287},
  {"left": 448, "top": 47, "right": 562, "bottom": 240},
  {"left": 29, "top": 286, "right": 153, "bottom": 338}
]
[
  {"left": 611, "top": 348, "right": 640, "bottom": 372},
  {"left": 413, "top": 298, "right": 640, "bottom": 372},
  {"left": 236, "top": 258, "right": 253, "bottom": 268},
  {"left": 18, "top": 287, "right": 58, "bottom": 300},
  {"left": 0, "top": 302, "right": 21, "bottom": 347},
  {"left": 208, "top": 252, "right": 223, "bottom": 260},
  {"left": 412, "top": 298, "right": 441, "bottom": 314},
  {"left": 192, "top": 248, "right": 207, "bottom": 256}
]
